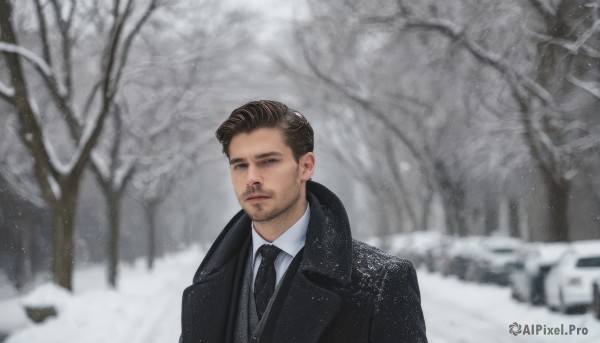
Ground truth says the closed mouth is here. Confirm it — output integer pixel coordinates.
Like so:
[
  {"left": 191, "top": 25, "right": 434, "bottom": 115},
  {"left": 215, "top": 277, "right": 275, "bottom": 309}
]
[{"left": 245, "top": 195, "right": 270, "bottom": 201}]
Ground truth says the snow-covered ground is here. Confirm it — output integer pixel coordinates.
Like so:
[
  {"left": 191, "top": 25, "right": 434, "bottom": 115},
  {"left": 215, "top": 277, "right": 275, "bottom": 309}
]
[
  {"left": 1, "top": 246, "right": 600, "bottom": 342},
  {"left": 1, "top": 247, "right": 204, "bottom": 343}
]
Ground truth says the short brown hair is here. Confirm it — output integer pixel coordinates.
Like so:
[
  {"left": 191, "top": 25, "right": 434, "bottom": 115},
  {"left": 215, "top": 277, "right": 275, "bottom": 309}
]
[{"left": 215, "top": 100, "right": 314, "bottom": 161}]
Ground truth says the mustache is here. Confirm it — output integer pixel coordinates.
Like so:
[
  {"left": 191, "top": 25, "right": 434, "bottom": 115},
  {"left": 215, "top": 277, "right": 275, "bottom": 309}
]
[{"left": 242, "top": 186, "right": 272, "bottom": 199}]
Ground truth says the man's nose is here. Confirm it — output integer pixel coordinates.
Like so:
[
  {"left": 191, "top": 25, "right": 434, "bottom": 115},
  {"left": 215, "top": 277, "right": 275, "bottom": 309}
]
[{"left": 246, "top": 164, "right": 261, "bottom": 186}]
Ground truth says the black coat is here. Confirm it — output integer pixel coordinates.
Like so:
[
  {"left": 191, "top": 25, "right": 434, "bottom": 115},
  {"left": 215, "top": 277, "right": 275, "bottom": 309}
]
[{"left": 181, "top": 181, "right": 427, "bottom": 342}]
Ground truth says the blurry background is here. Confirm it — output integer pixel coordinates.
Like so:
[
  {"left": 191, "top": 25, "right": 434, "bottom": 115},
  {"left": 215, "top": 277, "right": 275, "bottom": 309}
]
[{"left": 1, "top": 0, "right": 600, "bottom": 342}]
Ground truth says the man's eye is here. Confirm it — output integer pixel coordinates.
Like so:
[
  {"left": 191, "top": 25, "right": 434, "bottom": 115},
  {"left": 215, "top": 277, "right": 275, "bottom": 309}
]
[
  {"left": 232, "top": 164, "right": 247, "bottom": 170},
  {"left": 261, "top": 159, "right": 278, "bottom": 165}
]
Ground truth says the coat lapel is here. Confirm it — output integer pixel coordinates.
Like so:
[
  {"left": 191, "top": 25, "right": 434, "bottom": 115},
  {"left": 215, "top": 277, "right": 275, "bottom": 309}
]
[
  {"left": 181, "top": 261, "right": 238, "bottom": 343},
  {"left": 182, "top": 213, "right": 251, "bottom": 343},
  {"left": 270, "top": 273, "right": 341, "bottom": 343}
]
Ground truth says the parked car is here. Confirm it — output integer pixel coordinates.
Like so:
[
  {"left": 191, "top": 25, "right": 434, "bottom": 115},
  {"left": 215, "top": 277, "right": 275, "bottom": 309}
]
[
  {"left": 425, "top": 236, "right": 454, "bottom": 273},
  {"left": 544, "top": 240, "right": 600, "bottom": 314},
  {"left": 445, "top": 236, "right": 485, "bottom": 280},
  {"left": 509, "top": 242, "right": 569, "bottom": 305},
  {"left": 592, "top": 276, "right": 600, "bottom": 319},
  {"left": 394, "top": 231, "right": 442, "bottom": 269},
  {"left": 468, "top": 236, "right": 522, "bottom": 285}
]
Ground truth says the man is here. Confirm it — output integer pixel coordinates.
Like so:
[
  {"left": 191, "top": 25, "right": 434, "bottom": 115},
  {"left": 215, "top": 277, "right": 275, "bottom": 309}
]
[{"left": 180, "top": 100, "right": 427, "bottom": 343}]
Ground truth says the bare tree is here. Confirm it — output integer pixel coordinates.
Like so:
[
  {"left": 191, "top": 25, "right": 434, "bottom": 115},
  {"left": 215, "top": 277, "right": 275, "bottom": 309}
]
[
  {"left": 0, "top": 0, "right": 158, "bottom": 290},
  {"left": 131, "top": 136, "right": 210, "bottom": 270},
  {"left": 286, "top": 0, "right": 600, "bottom": 241},
  {"left": 280, "top": 2, "right": 475, "bottom": 236},
  {"left": 87, "top": 104, "right": 135, "bottom": 288},
  {"left": 363, "top": 0, "right": 600, "bottom": 241}
]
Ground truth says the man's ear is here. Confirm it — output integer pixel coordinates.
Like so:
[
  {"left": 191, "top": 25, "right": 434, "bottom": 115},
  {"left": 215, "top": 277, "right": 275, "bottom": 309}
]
[{"left": 299, "top": 152, "right": 315, "bottom": 181}]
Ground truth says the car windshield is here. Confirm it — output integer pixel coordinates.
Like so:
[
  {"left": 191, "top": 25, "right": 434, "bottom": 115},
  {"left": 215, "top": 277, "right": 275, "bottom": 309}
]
[{"left": 575, "top": 257, "right": 600, "bottom": 268}]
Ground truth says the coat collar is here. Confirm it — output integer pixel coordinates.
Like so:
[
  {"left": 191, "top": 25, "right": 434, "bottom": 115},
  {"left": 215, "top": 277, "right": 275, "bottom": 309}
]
[
  {"left": 193, "top": 180, "right": 353, "bottom": 285},
  {"left": 300, "top": 181, "right": 353, "bottom": 284},
  {"left": 193, "top": 210, "right": 251, "bottom": 283}
]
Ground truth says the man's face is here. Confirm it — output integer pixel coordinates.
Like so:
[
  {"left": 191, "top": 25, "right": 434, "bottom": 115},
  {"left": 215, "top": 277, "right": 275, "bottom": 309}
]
[{"left": 228, "top": 127, "right": 314, "bottom": 223}]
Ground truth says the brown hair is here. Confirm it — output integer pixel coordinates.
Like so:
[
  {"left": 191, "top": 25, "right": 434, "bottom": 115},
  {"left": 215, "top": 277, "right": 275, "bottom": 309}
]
[{"left": 215, "top": 100, "right": 314, "bottom": 161}]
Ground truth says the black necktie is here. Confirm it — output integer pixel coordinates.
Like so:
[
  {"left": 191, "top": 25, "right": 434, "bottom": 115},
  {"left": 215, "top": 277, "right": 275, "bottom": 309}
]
[{"left": 254, "top": 244, "right": 282, "bottom": 320}]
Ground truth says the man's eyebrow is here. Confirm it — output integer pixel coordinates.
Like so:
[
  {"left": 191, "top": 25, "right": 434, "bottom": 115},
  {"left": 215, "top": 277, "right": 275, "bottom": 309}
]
[
  {"left": 229, "top": 157, "right": 246, "bottom": 165},
  {"left": 255, "top": 152, "right": 283, "bottom": 159},
  {"left": 229, "top": 152, "right": 283, "bottom": 165}
]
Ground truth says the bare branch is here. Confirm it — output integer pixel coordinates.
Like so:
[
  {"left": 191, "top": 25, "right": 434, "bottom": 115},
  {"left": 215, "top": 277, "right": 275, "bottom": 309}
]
[
  {"left": 110, "top": 0, "right": 158, "bottom": 92},
  {"left": 49, "top": 0, "right": 74, "bottom": 98},
  {"left": 401, "top": 17, "right": 558, "bottom": 108},
  {"left": 527, "top": 0, "right": 557, "bottom": 23},
  {"left": 528, "top": 19, "right": 600, "bottom": 56},
  {"left": 570, "top": 18, "right": 600, "bottom": 51},
  {"left": 0, "top": 0, "right": 63, "bottom": 204},
  {"left": 82, "top": 80, "right": 102, "bottom": 118},
  {"left": 71, "top": 0, "right": 157, "bottom": 181},
  {"left": 33, "top": 0, "right": 53, "bottom": 67},
  {"left": 298, "top": 34, "right": 431, "bottom": 171},
  {"left": 0, "top": 42, "right": 53, "bottom": 79},
  {"left": 364, "top": 14, "right": 558, "bottom": 107},
  {"left": 564, "top": 134, "right": 600, "bottom": 154},
  {"left": 567, "top": 75, "right": 600, "bottom": 100},
  {"left": 0, "top": 41, "right": 81, "bottom": 142},
  {"left": 100, "top": 0, "right": 134, "bottom": 103},
  {"left": 66, "top": 0, "right": 77, "bottom": 32}
]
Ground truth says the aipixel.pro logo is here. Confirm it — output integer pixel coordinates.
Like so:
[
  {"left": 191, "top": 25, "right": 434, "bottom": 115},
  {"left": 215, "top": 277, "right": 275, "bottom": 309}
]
[
  {"left": 509, "top": 322, "right": 522, "bottom": 336},
  {"left": 508, "top": 322, "right": 588, "bottom": 336}
]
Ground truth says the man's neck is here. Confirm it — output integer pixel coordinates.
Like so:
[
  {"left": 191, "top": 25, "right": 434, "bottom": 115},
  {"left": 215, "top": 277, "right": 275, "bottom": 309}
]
[{"left": 253, "top": 197, "right": 308, "bottom": 243}]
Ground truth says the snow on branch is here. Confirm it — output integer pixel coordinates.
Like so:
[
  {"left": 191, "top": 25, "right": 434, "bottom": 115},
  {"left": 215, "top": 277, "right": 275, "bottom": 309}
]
[
  {"left": 42, "top": 134, "right": 70, "bottom": 178},
  {"left": 527, "top": 30, "right": 600, "bottom": 58},
  {"left": 564, "top": 134, "right": 600, "bottom": 154},
  {"left": 110, "top": 0, "right": 158, "bottom": 93},
  {"left": 24, "top": 97, "right": 70, "bottom": 181},
  {"left": 567, "top": 75, "right": 600, "bottom": 100},
  {"left": 527, "top": 0, "right": 557, "bottom": 18},
  {"left": 532, "top": 18, "right": 600, "bottom": 55},
  {"left": 399, "top": 17, "right": 558, "bottom": 108},
  {"left": 373, "top": 15, "right": 566, "bottom": 180},
  {"left": 569, "top": 19, "right": 600, "bottom": 53},
  {"left": 63, "top": 108, "right": 104, "bottom": 175},
  {"left": 114, "top": 158, "right": 135, "bottom": 190},
  {"left": 0, "top": 42, "right": 68, "bottom": 97},
  {"left": 91, "top": 152, "right": 111, "bottom": 183},
  {"left": 0, "top": 42, "right": 52, "bottom": 75},
  {"left": 0, "top": 80, "right": 14, "bottom": 99}
]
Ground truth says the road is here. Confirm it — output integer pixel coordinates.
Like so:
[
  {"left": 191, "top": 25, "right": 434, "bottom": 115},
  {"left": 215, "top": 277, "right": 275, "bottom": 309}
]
[{"left": 418, "top": 269, "right": 600, "bottom": 342}]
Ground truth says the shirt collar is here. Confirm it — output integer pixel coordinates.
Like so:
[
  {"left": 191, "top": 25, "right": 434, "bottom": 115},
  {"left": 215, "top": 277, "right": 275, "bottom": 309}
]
[{"left": 252, "top": 203, "right": 310, "bottom": 259}]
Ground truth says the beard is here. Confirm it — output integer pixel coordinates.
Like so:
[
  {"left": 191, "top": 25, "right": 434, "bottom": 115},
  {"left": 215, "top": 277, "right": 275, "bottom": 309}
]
[
  {"left": 241, "top": 177, "right": 302, "bottom": 224},
  {"left": 249, "top": 188, "right": 300, "bottom": 223}
]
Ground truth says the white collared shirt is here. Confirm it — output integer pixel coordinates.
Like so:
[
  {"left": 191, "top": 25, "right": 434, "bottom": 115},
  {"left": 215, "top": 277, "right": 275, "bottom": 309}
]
[{"left": 251, "top": 204, "right": 310, "bottom": 290}]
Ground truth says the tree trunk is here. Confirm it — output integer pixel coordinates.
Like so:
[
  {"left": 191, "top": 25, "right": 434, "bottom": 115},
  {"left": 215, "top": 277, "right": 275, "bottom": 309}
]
[
  {"left": 107, "top": 192, "right": 121, "bottom": 288},
  {"left": 508, "top": 198, "right": 520, "bottom": 238},
  {"left": 51, "top": 191, "right": 77, "bottom": 291},
  {"left": 545, "top": 175, "right": 570, "bottom": 242},
  {"left": 418, "top": 188, "right": 434, "bottom": 232},
  {"left": 145, "top": 200, "right": 157, "bottom": 270},
  {"left": 13, "top": 225, "right": 29, "bottom": 291},
  {"left": 484, "top": 196, "right": 498, "bottom": 236},
  {"left": 434, "top": 160, "right": 467, "bottom": 236}
]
